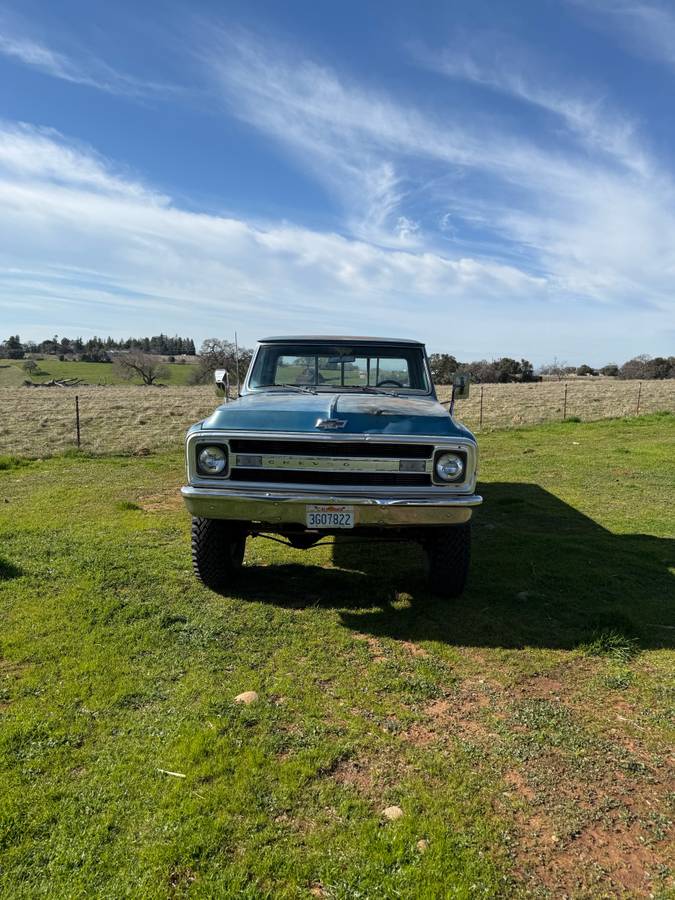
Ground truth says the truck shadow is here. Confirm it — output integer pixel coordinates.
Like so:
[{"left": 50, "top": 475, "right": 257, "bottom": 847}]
[{"left": 236, "top": 482, "right": 674, "bottom": 651}]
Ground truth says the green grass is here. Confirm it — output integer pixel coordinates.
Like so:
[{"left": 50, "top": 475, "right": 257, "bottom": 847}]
[
  {"left": 579, "top": 628, "right": 641, "bottom": 662},
  {"left": 0, "top": 415, "right": 673, "bottom": 897},
  {"left": 0, "top": 357, "right": 197, "bottom": 386}
]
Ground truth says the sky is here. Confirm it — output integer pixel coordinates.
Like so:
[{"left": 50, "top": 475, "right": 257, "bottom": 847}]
[{"left": 1, "top": 0, "right": 674, "bottom": 365}]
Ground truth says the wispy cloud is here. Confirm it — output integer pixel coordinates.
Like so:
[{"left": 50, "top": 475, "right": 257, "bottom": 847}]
[
  {"left": 0, "top": 25, "right": 177, "bottom": 97},
  {"left": 203, "top": 28, "right": 599, "bottom": 247},
  {"left": 569, "top": 1, "right": 675, "bottom": 73},
  {"left": 0, "top": 122, "right": 164, "bottom": 199},
  {"left": 417, "top": 37, "right": 650, "bottom": 176},
  {"left": 201, "top": 26, "right": 675, "bottom": 320}
]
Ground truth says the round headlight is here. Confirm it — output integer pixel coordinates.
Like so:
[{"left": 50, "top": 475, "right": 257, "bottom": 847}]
[
  {"left": 435, "top": 452, "right": 464, "bottom": 482},
  {"left": 198, "top": 445, "right": 227, "bottom": 475}
]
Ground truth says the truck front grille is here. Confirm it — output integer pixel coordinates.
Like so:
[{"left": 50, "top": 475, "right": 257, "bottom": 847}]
[
  {"left": 227, "top": 438, "right": 434, "bottom": 488},
  {"left": 228, "top": 439, "right": 432, "bottom": 459}
]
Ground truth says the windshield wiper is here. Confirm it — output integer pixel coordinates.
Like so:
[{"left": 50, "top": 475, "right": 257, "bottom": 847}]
[
  {"left": 260, "top": 383, "right": 318, "bottom": 394},
  {"left": 353, "top": 386, "right": 400, "bottom": 397}
]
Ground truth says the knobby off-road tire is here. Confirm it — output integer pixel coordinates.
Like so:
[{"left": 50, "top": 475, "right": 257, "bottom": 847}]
[
  {"left": 425, "top": 522, "right": 471, "bottom": 598},
  {"left": 191, "top": 517, "right": 246, "bottom": 591}
]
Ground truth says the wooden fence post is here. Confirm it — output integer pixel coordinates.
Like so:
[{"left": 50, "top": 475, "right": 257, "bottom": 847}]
[
  {"left": 563, "top": 383, "right": 568, "bottom": 420},
  {"left": 479, "top": 385, "right": 484, "bottom": 430},
  {"left": 636, "top": 381, "right": 642, "bottom": 416},
  {"left": 75, "top": 395, "right": 81, "bottom": 448}
]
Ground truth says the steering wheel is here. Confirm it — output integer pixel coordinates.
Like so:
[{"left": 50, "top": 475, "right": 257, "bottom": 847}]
[{"left": 376, "top": 379, "right": 403, "bottom": 388}]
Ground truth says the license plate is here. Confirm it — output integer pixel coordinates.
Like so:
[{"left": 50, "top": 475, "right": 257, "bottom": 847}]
[{"left": 306, "top": 505, "right": 355, "bottom": 529}]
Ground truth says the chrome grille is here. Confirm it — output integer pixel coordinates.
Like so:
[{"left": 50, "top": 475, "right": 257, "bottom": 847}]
[
  {"left": 228, "top": 439, "right": 432, "bottom": 458},
  {"left": 227, "top": 438, "right": 434, "bottom": 487}
]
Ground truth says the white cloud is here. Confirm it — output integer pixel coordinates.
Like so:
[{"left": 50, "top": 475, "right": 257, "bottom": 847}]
[
  {"left": 0, "top": 24, "right": 177, "bottom": 97},
  {"left": 201, "top": 29, "right": 675, "bottom": 321},
  {"left": 419, "top": 39, "right": 650, "bottom": 176},
  {"left": 0, "top": 122, "right": 163, "bottom": 200},
  {"left": 1, "top": 122, "right": 571, "bottom": 358},
  {"left": 203, "top": 29, "right": 598, "bottom": 246}
]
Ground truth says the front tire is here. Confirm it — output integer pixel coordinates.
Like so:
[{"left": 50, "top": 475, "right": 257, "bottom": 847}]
[
  {"left": 191, "top": 517, "right": 246, "bottom": 590},
  {"left": 425, "top": 523, "right": 471, "bottom": 598}
]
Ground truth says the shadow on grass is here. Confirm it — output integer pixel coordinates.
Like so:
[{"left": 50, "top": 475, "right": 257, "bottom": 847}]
[
  {"left": 0, "top": 556, "right": 22, "bottom": 580},
  {"left": 235, "top": 482, "right": 674, "bottom": 651}
]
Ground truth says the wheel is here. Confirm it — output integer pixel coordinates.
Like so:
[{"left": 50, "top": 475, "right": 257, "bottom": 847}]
[
  {"left": 425, "top": 523, "right": 471, "bottom": 598},
  {"left": 191, "top": 517, "right": 246, "bottom": 590}
]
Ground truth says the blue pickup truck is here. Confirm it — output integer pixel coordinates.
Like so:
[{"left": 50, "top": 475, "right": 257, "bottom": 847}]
[{"left": 181, "top": 336, "right": 481, "bottom": 597}]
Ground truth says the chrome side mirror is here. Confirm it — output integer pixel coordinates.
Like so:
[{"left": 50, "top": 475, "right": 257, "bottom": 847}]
[{"left": 214, "top": 368, "right": 230, "bottom": 400}]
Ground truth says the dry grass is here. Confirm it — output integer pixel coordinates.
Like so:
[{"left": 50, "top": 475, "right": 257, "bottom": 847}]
[
  {"left": 437, "top": 378, "right": 675, "bottom": 429},
  {"left": 0, "top": 380, "right": 673, "bottom": 457},
  {"left": 0, "top": 385, "right": 216, "bottom": 457}
]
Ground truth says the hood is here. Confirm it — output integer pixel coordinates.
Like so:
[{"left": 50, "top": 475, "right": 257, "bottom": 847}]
[{"left": 200, "top": 391, "right": 474, "bottom": 439}]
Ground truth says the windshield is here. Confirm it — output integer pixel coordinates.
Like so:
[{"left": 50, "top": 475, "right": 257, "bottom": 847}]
[{"left": 248, "top": 343, "right": 431, "bottom": 392}]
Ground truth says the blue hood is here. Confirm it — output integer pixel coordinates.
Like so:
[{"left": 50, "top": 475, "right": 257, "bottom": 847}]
[{"left": 199, "top": 391, "right": 474, "bottom": 439}]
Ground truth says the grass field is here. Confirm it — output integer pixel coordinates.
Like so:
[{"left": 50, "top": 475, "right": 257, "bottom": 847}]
[
  {"left": 0, "top": 357, "right": 197, "bottom": 387},
  {"left": 1, "top": 378, "right": 674, "bottom": 458},
  {"left": 1, "top": 414, "right": 673, "bottom": 897}
]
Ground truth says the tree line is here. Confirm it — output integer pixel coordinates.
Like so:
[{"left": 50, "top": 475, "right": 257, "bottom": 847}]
[
  {"left": 429, "top": 353, "right": 675, "bottom": 383},
  {"left": 3, "top": 334, "right": 672, "bottom": 384},
  {"left": 1, "top": 334, "right": 196, "bottom": 361}
]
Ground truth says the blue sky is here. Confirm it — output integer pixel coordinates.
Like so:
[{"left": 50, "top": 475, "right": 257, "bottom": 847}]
[{"left": 1, "top": 0, "right": 674, "bottom": 364}]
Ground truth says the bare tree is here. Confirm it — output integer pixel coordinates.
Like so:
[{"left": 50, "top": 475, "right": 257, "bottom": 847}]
[
  {"left": 189, "top": 338, "right": 253, "bottom": 386},
  {"left": 538, "top": 357, "right": 568, "bottom": 381},
  {"left": 113, "top": 350, "right": 168, "bottom": 385}
]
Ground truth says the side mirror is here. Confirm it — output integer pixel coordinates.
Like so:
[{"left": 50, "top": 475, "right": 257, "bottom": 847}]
[
  {"left": 214, "top": 368, "right": 230, "bottom": 400},
  {"left": 452, "top": 373, "right": 470, "bottom": 399}
]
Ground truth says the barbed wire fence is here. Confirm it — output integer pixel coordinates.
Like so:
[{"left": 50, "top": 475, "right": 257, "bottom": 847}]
[{"left": 0, "top": 380, "right": 673, "bottom": 458}]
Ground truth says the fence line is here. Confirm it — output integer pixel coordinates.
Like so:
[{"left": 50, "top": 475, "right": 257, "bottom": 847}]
[{"left": 0, "top": 380, "right": 673, "bottom": 458}]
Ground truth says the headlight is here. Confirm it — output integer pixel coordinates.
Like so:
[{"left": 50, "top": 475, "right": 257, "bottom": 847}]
[
  {"left": 197, "top": 445, "right": 227, "bottom": 475},
  {"left": 435, "top": 452, "right": 464, "bottom": 482}
]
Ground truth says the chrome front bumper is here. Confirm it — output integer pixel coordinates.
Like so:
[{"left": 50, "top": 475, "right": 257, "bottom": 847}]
[{"left": 181, "top": 485, "right": 483, "bottom": 528}]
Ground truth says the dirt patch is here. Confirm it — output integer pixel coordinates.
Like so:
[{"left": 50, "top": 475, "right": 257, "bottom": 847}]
[
  {"left": 401, "top": 723, "right": 437, "bottom": 748},
  {"left": 571, "top": 819, "right": 659, "bottom": 894},
  {"left": 517, "top": 675, "right": 565, "bottom": 698},
  {"left": 138, "top": 489, "right": 183, "bottom": 512},
  {"left": 426, "top": 686, "right": 493, "bottom": 719},
  {"left": 398, "top": 640, "right": 429, "bottom": 658},
  {"left": 332, "top": 757, "right": 375, "bottom": 795},
  {"left": 352, "top": 633, "right": 387, "bottom": 663},
  {"left": 412, "top": 666, "right": 675, "bottom": 896},
  {"left": 419, "top": 684, "right": 497, "bottom": 743},
  {"left": 168, "top": 866, "right": 197, "bottom": 893},
  {"left": 511, "top": 800, "right": 671, "bottom": 897},
  {"left": 503, "top": 769, "right": 535, "bottom": 802},
  {"left": 502, "top": 733, "right": 674, "bottom": 896}
]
